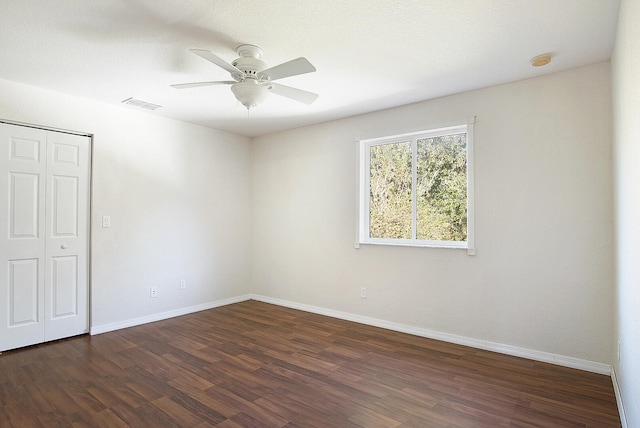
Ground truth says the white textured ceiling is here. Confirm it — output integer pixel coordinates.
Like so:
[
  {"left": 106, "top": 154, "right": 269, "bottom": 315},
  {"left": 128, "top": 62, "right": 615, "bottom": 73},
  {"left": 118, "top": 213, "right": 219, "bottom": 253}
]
[{"left": 0, "top": 0, "right": 620, "bottom": 137}]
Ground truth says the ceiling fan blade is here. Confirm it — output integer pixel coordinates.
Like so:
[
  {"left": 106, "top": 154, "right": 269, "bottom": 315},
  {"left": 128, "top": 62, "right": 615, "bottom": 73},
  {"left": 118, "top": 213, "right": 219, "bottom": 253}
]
[
  {"left": 258, "top": 57, "right": 316, "bottom": 81},
  {"left": 171, "top": 81, "right": 235, "bottom": 89},
  {"left": 269, "top": 83, "right": 319, "bottom": 105},
  {"left": 190, "top": 49, "right": 244, "bottom": 78}
]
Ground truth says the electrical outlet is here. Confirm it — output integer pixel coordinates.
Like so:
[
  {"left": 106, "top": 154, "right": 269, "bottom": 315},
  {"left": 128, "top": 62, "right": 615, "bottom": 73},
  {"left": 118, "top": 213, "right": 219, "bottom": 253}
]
[
  {"left": 180, "top": 279, "right": 186, "bottom": 290},
  {"left": 150, "top": 287, "right": 158, "bottom": 298},
  {"left": 360, "top": 287, "right": 367, "bottom": 299}
]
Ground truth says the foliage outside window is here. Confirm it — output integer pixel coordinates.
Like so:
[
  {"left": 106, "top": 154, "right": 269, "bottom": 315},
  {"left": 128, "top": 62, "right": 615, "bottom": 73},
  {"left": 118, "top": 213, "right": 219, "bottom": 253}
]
[{"left": 358, "top": 119, "right": 475, "bottom": 251}]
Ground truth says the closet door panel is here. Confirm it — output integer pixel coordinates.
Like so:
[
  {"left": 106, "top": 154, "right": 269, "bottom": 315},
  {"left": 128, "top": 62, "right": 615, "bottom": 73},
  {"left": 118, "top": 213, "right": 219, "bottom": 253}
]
[
  {"left": 51, "top": 175, "right": 79, "bottom": 237},
  {"left": 9, "top": 172, "right": 40, "bottom": 238},
  {"left": 0, "top": 124, "right": 47, "bottom": 352},
  {"left": 51, "top": 255, "right": 78, "bottom": 319},
  {"left": 8, "top": 259, "right": 39, "bottom": 326},
  {"left": 44, "top": 131, "right": 90, "bottom": 342}
]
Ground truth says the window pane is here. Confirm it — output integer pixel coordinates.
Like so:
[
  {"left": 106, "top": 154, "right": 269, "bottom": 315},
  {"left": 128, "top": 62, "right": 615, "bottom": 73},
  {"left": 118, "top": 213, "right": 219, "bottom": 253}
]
[
  {"left": 369, "top": 141, "right": 412, "bottom": 239},
  {"left": 416, "top": 133, "right": 467, "bottom": 241}
]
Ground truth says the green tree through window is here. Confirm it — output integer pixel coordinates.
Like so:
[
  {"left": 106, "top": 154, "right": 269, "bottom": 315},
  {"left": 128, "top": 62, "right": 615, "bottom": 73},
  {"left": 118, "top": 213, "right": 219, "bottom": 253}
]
[
  {"left": 416, "top": 133, "right": 467, "bottom": 241},
  {"left": 369, "top": 141, "right": 412, "bottom": 239}
]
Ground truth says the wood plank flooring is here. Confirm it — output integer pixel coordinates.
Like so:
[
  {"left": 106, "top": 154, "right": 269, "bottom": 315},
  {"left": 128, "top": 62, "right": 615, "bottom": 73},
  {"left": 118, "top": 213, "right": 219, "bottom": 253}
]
[{"left": 0, "top": 300, "right": 621, "bottom": 427}]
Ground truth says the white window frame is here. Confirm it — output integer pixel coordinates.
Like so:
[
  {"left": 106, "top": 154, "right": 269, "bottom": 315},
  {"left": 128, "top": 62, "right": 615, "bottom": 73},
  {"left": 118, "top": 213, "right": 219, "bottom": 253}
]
[{"left": 357, "top": 117, "right": 475, "bottom": 254}]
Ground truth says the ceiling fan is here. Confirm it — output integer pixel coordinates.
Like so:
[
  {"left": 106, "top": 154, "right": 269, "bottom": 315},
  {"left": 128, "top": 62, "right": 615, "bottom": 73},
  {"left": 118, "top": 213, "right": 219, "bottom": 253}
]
[{"left": 171, "top": 44, "right": 318, "bottom": 110}]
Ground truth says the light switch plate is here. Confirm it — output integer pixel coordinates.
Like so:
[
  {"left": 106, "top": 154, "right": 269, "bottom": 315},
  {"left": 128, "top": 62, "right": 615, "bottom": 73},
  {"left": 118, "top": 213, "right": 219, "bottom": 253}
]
[{"left": 102, "top": 215, "right": 111, "bottom": 228}]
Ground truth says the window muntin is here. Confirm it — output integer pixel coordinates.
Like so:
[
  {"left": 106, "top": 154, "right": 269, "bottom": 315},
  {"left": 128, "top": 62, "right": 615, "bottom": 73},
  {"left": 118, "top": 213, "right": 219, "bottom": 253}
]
[{"left": 359, "top": 120, "right": 474, "bottom": 251}]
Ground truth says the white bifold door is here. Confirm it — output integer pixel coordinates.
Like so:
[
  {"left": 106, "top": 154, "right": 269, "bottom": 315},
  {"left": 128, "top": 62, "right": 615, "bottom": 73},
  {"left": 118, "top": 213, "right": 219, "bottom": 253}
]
[{"left": 0, "top": 123, "right": 90, "bottom": 352}]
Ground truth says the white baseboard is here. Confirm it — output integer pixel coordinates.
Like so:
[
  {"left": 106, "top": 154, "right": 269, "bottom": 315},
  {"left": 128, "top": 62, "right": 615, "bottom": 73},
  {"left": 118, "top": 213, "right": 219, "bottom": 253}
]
[
  {"left": 250, "top": 294, "right": 612, "bottom": 375},
  {"left": 611, "top": 367, "right": 628, "bottom": 428},
  {"left": 90, "top": 294, "right": 252, "bottom": 335}
]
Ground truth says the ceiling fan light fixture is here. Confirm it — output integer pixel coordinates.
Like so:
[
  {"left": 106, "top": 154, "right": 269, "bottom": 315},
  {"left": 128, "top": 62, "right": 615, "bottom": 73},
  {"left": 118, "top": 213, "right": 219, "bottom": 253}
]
[{"left": 231, "top": 80, "right": 271, "bottom": 109}]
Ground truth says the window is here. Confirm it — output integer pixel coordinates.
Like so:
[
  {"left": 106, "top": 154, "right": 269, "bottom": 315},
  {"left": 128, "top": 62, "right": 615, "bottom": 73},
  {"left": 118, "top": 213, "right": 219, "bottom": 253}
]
[{"left": 358, "top": 118, "right": 475, "bottom": 252}]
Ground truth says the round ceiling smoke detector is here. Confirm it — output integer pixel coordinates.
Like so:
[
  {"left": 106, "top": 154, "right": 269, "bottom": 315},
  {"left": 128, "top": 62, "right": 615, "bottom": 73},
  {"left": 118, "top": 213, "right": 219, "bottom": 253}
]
[{"left": 531, "top": 54, "right": 552, "bottom": 67}]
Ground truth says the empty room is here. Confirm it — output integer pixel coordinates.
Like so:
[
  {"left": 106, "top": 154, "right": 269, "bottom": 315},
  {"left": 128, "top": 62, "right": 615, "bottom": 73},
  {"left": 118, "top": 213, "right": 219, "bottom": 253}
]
[{"left": 0, "top": 0, "right": 638, "bottom": 427}]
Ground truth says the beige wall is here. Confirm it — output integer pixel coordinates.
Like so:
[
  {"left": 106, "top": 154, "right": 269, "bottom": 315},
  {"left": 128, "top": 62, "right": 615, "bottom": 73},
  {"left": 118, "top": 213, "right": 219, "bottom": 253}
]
[
  {"left": 612, "top": 0, "right": 640, "bottom": 424},
  {"left": 251, "top": 62, "right": 614, "bottom": 364},
  {"left": 0, "top": 79, "right": 252, "bottom": 329}
]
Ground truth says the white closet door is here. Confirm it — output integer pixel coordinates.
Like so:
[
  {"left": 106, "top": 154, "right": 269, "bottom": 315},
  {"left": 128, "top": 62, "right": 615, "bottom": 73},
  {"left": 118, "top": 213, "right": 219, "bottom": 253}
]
[
  {"left": 0, "top": 123, "right": 90, "bottom": 352},
  {"left": 44, "top": 131, "right": 90, "bottom": 342},
  {"left": 0, "top": 124, "right": 47, "bottom": 351}
]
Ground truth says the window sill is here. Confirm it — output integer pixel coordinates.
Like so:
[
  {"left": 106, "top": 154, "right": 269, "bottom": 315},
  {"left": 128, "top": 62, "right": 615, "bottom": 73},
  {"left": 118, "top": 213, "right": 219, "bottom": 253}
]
[{"left": 355, "top": 241, "right": 475, "bottom": 255}]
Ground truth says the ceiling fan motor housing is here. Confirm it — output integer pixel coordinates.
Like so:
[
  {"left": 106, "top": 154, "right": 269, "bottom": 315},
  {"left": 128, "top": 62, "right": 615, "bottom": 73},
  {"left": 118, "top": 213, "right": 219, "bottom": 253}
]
[
  {"left": 232, "top": 57, "right": 267, "bottom": 79},
  {"left": 232, "top": 44, "right": 267, "bottom": 80}
]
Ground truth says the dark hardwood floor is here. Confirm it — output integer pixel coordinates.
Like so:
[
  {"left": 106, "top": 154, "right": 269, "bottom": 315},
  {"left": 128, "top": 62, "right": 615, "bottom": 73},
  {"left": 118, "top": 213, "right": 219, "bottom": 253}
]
[{"left": 0, "top": 300, "right": 620, "bottom": 427}]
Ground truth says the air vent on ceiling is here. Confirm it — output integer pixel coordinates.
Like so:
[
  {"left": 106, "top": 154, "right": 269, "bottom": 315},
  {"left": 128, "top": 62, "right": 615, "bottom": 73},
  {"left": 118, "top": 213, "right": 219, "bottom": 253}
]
[{"left": 121, "top": 97, "right": 162, "bottom": 110}]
